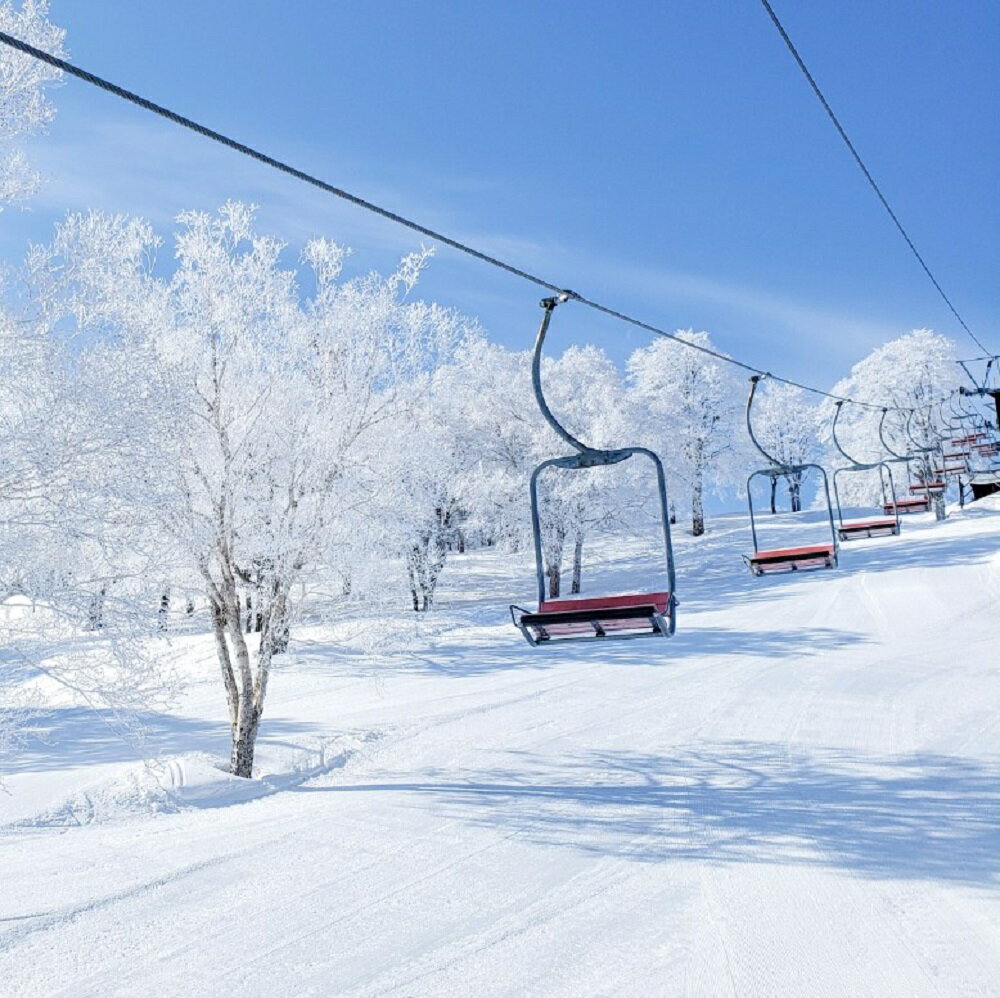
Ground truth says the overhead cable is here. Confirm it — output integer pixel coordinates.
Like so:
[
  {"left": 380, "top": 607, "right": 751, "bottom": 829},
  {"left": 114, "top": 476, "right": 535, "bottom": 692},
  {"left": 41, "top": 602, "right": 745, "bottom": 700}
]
[
  {"left": 759, "top": 0, "right": 992, "bottom": 357},
  {"left": 0, "top": 29, "right": 949, "bottom": 413}
]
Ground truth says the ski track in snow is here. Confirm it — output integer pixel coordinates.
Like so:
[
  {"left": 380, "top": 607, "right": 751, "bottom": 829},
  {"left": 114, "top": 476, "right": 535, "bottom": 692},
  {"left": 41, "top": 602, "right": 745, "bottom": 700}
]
[{"left": 1, "top": 505, "right": 999, "bottom": 996}]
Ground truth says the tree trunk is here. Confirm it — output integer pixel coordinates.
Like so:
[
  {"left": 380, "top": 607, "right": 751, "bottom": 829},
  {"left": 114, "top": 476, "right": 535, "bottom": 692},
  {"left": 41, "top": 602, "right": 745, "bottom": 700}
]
[
  {"left": 544, "top": 527, "right": 566, "bottom": 598},
  {"left": 571, "top": 533, "right": 584, "bottom": 595},
  {"left": 769, "top": 476, "right": 777, "bottom": 515},
  {"left": 406, "top": 548, "right": 420, "bottom": 611},
  {"left": 789, "top": 475, "right": 802, "bottom": 513},
  {"left": 158, "top": 590, "right": 170, "bottom": 632},
  {"left": 206, "top": 559, "right": 266, "bottom": 779},
  {"left": 87, "top": 585, "right": 106, "bottom": 630},
  {"left": 691, "top": 478, "right": 705, "bottom": 537},
  {"left": 230, "top": 711, "right": 260, "bottom": 779}
]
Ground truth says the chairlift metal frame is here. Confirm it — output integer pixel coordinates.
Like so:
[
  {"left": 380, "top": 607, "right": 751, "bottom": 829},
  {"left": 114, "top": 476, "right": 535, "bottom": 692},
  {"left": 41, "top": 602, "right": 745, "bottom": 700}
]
[
  {"left": 829, "top": 401, "right": 900, "bottom": 540},
  {"left": 877, "top": 408, "right": 930, "bottom": 514},
  {"left": 743, "top": 375, "right": 838, "bottom": 576},
  {"left": 511, "top": 295, "right": 677, "bottom": 646}
]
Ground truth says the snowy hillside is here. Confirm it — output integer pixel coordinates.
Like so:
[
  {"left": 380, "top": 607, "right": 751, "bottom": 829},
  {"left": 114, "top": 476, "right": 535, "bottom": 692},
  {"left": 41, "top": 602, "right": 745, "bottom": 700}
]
[{"left": 1, "top": 500, "right": 998, "bottom": 996}]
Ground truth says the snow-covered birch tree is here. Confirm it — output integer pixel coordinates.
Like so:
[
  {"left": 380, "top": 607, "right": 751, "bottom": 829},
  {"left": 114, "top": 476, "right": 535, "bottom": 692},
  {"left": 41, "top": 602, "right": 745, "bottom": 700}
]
[
  {"left": 829, "top": 330, "right": 958, "bottom": 511},
  {"left": 36, "top": 203, "right": 469, "bottom": 777},
  {"left": 627, "top": 331, "right": 742, "bottom": 536}
]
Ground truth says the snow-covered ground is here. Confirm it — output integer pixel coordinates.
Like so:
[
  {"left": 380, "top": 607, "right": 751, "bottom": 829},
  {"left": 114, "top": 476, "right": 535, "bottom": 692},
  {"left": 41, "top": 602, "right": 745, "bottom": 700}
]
[{"left": 2, "top": 500, "right": 999, "bottom": 996}]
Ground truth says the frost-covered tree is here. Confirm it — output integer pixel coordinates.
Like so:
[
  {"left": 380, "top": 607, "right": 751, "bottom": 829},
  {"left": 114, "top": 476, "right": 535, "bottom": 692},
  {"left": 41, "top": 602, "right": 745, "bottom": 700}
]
[
  {"left": 829, "top": 330, "right": 958, "bottom": 512},
  {"left": 36, "top": 204, "right": 467, "bottom": 777},
  {"left": 367, "top": 333, "right": 483, "bottom": 612},
  {"left": 0, "top": 299, "right": 179, "bottom": 774},
  {"left": 451, "top": 339, "right": 634, "bottom": 598},
  {"left": 628, "top": 331, "right": 742, "bottom": 536},
  {"left": 0, "top": 0, "right": 64, "bottom": 208}
]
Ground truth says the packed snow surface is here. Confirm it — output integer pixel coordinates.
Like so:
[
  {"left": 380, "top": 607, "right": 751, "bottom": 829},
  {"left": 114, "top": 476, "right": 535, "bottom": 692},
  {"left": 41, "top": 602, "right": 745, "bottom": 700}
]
[{"left": 2, "top": 503, "right": 999, "bottom": 996}]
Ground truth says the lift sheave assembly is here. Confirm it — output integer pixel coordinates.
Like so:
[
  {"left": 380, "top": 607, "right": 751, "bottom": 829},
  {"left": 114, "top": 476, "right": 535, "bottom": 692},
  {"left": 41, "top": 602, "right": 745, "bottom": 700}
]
[{"left": 511, "top": 296, "right": 677, "bottom": 646}]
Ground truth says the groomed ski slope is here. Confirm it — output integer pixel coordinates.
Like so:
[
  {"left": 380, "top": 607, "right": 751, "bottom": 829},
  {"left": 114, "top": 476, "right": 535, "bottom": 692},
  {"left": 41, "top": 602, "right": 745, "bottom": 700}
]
[{"left": 2, "top": 501, "right": 999, "bottom": 997}]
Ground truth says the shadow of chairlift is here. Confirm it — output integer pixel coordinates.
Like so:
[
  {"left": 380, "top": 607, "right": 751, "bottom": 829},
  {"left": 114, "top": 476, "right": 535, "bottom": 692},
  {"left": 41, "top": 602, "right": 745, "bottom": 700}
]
[{"left": 510, "top": 295, "right": 677, "bottom": 647}]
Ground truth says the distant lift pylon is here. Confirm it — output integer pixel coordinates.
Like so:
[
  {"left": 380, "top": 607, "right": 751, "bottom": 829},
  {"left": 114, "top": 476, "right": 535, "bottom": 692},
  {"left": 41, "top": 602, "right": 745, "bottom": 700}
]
[
  {"left": 743, "top": 375, "right": 838, "bottom": 576},
  {"left": 511, "top": 295, "right": 677, "bottom": 646}
]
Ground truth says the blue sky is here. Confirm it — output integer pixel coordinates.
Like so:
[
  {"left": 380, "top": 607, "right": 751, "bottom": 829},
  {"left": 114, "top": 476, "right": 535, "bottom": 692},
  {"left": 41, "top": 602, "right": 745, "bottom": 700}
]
[{"left": 3, "top": 0, "right": 997, "bottom": 382}]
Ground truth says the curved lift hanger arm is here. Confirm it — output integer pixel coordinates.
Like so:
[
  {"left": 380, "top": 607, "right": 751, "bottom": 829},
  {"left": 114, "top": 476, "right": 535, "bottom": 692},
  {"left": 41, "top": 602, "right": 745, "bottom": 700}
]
[
  {"left": 905, "top": 407, "right": 939, "bottom": 455},
  {"left": 526, "top": 295, "right": 676, "bottom": 618},
  {"left": 830, "top": 401, "right": 899, "bottom": 533},
  {"left": 878, "top": 407, "right": 912, "bottom": 462},
  {"left": 744, "top": 374, "right": 838, "bottom": 556}
]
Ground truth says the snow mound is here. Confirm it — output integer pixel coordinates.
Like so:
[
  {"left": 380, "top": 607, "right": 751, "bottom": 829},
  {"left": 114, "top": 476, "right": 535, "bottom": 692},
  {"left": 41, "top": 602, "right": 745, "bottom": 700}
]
[
  {"left": 10, "top": 732, "right": 382, "bottom": 828},
  {"left": 13, "top": 765, "right": 177, "bottom": 828}
]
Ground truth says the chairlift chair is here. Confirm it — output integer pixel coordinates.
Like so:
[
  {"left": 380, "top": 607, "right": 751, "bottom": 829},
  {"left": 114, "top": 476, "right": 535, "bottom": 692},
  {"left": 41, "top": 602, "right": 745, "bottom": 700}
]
[
  {"left": 876, "top": 408, "right": 930, "bottom": 514},
  {"left": 902, "top": 408, "right": 948, "bottom": 513},
  {"left": 742, "top": 375, "right": 838, "bottom": 576},
  {"left": 510, "top": 295, "right": 677, "bottom": 646},
  {"left": 829, "top": 401, "right": 901, "bottom": 541}
]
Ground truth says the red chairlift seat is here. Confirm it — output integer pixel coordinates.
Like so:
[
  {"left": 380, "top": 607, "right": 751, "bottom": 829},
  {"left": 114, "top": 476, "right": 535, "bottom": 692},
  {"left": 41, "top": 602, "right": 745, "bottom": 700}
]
[
  {"left": 885, "top": 496, "right": 930, "bottom": 514},
  {"left": 745, "top": 544, "right": 836, "bottom": 577},
  {"left": 909, "top": 481, "right": 946, "bottom": 493},
  {"left": 514, "top": 592, "right": 673, "bottom": 646},
  {"left": 952, "top": 434, "right": 985, "bottom": 445},
  {"left": 837, "top": 517, "right": 900, "bottom": 541},
  {"left": 933, "top": 465, "right": 966, "bottom": 476}
]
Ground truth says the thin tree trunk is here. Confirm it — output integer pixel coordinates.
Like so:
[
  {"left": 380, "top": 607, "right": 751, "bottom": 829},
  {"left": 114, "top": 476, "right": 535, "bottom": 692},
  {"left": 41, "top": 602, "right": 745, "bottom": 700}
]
[
  {"left": 769, "top": 476, "right": 777, "bottom": 515},
  {"left": 691, "top": 477, "right": 705, "bottom": 537},
  {"left": 571, "top": 533, "right": 584, "bottom": 595},
  {"left": 789, "top": 476, "right": 802, "bottom": 513},
  {"left": 406, "top": 549, "right": 420, "bottom": 612},
  {"left": 544, "top": 528, "right": 566, "bottom": 598}
]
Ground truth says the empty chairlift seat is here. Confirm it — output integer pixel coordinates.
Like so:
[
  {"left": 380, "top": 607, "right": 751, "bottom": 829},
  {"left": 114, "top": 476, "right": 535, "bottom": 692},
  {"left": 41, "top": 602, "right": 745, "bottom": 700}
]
[
  {"left": 884, "top": 496, "right": 930, "bottom": 514},
  {"left": 836, "top": 517, "right": 899, "bottom": 541},
  {"left": 514, "top": 592, "right": 674, "bottom": 645},
  {"left": 745, "top": 544, "right": 837, "bottom": 576}
]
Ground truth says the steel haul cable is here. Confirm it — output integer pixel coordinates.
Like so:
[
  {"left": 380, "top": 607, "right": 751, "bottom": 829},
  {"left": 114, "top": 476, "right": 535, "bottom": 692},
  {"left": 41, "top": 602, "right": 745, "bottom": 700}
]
[
  {"left": 759, "top": 0, "right": 992, "bottom": 358},
  {"left": 0, "top": 29, "right": 954, "bottom": 412}
]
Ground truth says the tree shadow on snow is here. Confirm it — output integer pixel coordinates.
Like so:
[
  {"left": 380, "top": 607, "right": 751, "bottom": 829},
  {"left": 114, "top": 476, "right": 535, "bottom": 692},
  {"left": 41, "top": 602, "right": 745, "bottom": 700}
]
[
  {"left": 4, "top": 706, "right": 320, "bottom": 775},
  {"left": 310, "top": 743, "right": 1000, "bottom": 885}
]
